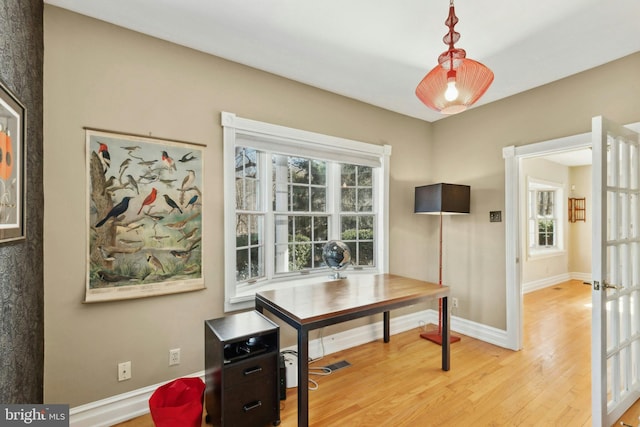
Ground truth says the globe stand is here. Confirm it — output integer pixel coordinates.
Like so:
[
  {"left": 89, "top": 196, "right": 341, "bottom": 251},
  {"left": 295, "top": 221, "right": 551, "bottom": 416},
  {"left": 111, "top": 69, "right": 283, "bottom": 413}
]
[{"left": 322, "top": 240, "right": 351, "bottom": 281}]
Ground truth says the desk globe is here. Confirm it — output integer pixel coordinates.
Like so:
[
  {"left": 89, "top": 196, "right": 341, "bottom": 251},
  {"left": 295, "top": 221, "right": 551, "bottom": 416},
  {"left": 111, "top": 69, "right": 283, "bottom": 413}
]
[{"left": 322, "top": 240, "right": 351, "bottom": 279}]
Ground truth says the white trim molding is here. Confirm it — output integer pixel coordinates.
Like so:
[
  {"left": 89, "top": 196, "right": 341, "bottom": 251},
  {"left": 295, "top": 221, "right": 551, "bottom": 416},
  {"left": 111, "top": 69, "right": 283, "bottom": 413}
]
[{"left": 221, "top": 111, "right": 392, "bottom": 312}]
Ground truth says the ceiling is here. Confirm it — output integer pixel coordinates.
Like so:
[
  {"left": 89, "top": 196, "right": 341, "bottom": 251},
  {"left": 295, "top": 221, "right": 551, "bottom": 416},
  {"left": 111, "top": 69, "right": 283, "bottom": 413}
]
[
  {"left": 542, "top": 149, "right": 592, "bottom": 167},
  {"left": 44, "top": 0, "right": 640, "bottom": 123}
]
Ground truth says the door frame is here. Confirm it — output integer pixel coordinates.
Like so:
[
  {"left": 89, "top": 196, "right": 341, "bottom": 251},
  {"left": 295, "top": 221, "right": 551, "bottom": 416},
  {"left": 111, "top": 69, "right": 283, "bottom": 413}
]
[{"left": 502, "top": 121, "right": 640, "bottom": 351}]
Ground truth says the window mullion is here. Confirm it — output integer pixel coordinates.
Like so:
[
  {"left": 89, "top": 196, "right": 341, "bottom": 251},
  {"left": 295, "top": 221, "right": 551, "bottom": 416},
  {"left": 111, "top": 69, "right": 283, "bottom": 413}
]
[
  {"left": 327, "top": 162, "right": 340, "bottom": 240},
  {"left": 263, "top": 151, "right": 275, "bottom": 280}
]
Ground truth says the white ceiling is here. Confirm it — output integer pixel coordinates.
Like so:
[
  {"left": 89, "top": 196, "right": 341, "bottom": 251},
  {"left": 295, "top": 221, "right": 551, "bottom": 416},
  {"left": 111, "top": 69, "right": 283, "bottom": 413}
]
[
  {"left": 44, "top": 0, "right": 640, "bottom": 123},
  {"left": 542, "top": 148, "right": 592, "bottom": 167}
]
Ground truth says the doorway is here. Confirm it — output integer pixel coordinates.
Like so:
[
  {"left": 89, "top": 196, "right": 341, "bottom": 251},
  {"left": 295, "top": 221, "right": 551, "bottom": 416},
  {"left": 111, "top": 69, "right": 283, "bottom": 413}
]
[{"left": 503, "top": 121, "right": 640, "bottom": 351}]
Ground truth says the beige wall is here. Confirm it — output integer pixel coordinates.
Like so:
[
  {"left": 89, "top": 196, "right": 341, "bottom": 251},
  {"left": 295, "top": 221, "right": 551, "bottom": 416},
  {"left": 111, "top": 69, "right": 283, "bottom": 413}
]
[
  {"left": 43, "top": 5, "right": 640, "bottom": 408},
  {"left": 43, "top": 6, "right": 433, "bottom": 406},
  {"left": 569, "top": 165, "right": 592, "bottom": 274}
]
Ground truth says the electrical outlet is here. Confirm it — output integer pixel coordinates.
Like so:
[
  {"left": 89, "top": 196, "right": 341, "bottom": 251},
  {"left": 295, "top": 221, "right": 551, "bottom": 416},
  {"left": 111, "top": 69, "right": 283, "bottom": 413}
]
[
  {"left": 452, "top": 297, "right": 459, "bottom": 308},
  {"left": 169, "top": 348, "right": 181, "bottom": 366},
  {"left": 118, "top": 361, "right": 131, "bottom": 381}
]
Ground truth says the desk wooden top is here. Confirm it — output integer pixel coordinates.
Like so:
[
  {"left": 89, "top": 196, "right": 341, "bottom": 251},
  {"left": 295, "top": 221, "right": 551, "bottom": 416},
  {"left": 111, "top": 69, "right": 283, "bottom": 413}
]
[{"left": 256, "top": 273, "right": 449, "bottom": 326}]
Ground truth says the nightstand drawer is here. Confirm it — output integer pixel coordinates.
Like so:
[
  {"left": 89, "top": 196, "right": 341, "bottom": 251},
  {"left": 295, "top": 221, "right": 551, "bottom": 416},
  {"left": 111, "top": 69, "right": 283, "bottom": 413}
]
[
  {"left": 224, "top": 375, "right": 278, "bottom": 426},
  {"left": 224, "top": 353, "right": 276, "bottom": 389}
]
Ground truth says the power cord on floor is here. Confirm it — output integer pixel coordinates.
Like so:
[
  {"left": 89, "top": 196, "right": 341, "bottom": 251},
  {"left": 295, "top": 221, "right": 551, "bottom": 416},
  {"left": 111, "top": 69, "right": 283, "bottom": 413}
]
[{"left": 282, "top": 328, "right": 333, "bottom": 391}]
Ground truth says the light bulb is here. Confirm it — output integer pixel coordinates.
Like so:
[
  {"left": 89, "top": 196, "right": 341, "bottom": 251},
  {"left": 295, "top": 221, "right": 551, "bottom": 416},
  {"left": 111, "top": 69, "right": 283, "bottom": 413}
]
[{"left": 444, "top": 80, "right": 459, "bottom": 101}]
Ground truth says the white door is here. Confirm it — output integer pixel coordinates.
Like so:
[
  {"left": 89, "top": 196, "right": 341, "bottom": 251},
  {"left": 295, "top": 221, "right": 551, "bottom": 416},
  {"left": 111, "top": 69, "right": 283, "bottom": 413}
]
[{"left": 592, "top": 116, "right": 640, "bottom": 426}]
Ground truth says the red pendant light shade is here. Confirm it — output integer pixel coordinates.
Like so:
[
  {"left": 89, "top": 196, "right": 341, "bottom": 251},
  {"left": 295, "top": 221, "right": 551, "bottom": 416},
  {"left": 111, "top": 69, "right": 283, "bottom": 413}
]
[{"left": 415, "top": 1, "right": 493, "bottom": 114}]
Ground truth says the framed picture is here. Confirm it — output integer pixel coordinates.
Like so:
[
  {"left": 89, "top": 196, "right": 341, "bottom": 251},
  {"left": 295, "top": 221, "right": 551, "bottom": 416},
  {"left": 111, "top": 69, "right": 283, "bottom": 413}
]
[
  {"left": 0, "top": 80, "right": 26, "bottom": 244},
  {"left": 85, "top": 128, "right": 204, "bottom": 302}
]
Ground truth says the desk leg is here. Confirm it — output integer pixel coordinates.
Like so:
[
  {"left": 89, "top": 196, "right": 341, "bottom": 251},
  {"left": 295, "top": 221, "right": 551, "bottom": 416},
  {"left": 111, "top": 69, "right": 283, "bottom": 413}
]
[
  {"left": 383, "top": 311, "right": 390, "bottom": 343},
  {"left": 442, "top": 296, "right": 450, "bottom": 371},
  {"left": 298, "top": 328, "right": 309, "bottom": 427}
]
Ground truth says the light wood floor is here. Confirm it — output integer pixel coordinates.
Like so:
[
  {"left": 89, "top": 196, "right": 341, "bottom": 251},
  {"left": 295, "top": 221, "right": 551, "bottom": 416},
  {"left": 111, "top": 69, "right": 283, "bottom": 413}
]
[{"left": 115, "top": 280, "right": 640, "bottom": 426}]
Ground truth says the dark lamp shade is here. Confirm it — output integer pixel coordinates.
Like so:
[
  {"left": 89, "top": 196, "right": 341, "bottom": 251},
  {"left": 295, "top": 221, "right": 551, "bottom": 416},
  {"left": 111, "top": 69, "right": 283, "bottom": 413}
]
[{"left": 415, "top": 183, "right": 470, "bottom": 214}]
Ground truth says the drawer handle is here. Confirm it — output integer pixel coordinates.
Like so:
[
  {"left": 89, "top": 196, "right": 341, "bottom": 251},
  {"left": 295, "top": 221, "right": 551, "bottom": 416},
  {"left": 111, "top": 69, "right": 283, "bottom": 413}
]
[
  {"left": 243, "top": 366, "right": 263, "bottom": 376},
  {"left": 243, "top": 400, "right": 262, "bottom": 412}
]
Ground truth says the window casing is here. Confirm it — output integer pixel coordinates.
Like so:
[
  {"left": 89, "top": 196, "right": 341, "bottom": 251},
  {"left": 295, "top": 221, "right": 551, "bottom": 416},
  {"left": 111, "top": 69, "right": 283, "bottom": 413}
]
[
  {"left": 527, "top": 179, "right": 564, "bottom": 256},
  {"left": 223, "top": 112, "right": 391, "bottom": 311}
]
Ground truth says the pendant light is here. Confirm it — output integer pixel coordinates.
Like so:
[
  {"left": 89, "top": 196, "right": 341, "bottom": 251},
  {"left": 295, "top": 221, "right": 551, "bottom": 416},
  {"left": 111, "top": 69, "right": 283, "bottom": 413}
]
[{"left": 415, "top": 0, "right": 494, "bottom": 114}]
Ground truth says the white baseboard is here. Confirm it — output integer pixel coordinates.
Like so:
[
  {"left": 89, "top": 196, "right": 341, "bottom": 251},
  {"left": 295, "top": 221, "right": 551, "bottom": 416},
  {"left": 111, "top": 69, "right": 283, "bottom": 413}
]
[
  {"left": 69, "top": 374, "right": 205, "bottom": 427},
  {"left": 522, "top": 272, "right": 591, "bottom": 294},
  {"left": 70, "top": 309, "right": 507, "bottom": 426},
  {"left": 570, "top": 272, "right": 591, "bottom": 283},
  {"left": 522, "top": 273, "right": 571, "bottom": 294}
]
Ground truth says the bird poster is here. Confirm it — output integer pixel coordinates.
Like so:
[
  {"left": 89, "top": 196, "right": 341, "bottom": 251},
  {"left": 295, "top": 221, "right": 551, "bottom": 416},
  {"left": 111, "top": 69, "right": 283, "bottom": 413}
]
[
  {"left": 85, "top": 128, "right": 204, "bottom": 302},
  {"left": 0, "top": 80, "right": 25, "bottom": 244}
]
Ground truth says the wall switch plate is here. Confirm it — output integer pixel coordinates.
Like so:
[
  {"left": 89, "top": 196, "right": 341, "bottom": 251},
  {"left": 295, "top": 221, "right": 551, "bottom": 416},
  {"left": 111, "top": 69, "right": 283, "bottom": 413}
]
[
  {"left": 118, "top": 361, "right": 131, "bottom": 381},
  {"left": 490, "top": 211, "right": 502, "bottom": 222}
]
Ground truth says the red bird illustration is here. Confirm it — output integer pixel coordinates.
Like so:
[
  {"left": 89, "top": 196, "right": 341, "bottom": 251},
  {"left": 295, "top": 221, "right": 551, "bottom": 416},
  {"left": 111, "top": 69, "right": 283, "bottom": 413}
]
[
  {"left": 137, "top": 187, "right": 158, "bottom": 215},
  {"left": 161, "top": 151, "right": 176, "bottom": 171},
  {"left": 98, "top": 143, "right": 111, "bottom": 174}
]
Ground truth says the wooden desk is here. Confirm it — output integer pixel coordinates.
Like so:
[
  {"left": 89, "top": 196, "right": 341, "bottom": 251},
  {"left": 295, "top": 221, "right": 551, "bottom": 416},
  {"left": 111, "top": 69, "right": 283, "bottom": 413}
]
[{"left": 255, "top": 273, "right": 450, "bottom": 427}]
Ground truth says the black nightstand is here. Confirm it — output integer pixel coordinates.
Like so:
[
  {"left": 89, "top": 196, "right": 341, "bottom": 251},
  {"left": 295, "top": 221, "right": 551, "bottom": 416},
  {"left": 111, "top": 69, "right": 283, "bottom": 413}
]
[{"left": 204, "top": 311, "right": 281, "bottom": 426}]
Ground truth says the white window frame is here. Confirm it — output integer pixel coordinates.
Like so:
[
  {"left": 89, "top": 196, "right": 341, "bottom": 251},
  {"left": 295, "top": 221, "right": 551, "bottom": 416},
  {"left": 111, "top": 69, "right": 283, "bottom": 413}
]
[
  {"left": 527, "top": 177, "right": 565, "bottom": 258},
  {"left": 222, "top": 112, "right": 391, "bottom": 312}
]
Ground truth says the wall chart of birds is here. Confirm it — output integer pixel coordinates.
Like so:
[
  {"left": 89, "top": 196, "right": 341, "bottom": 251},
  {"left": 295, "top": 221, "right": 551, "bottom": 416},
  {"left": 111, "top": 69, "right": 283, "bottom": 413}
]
[
  {"left": 85, "top": 128, "right": 204, "bottom": 302},
  {"left": 0, "top": 81, "right": 25, "bottom": 244}
]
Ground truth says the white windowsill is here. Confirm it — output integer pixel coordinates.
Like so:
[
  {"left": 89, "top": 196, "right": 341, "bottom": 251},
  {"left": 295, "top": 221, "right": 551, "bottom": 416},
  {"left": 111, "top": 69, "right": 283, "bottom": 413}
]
[
  {"left": 527, "top": 248, "right": 566, "bottom": 261},
  {"left": 226, "top": 268, "right": 380, "bottom": 312}
]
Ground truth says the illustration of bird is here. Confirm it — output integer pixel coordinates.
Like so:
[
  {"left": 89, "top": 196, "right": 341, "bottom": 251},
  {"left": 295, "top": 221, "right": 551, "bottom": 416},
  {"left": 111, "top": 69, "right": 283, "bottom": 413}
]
[
  {"left": 104, "top": 175, "right": 116, "bottom": 188},
  {"left": 119, "top": 158, "right": 131, "bottom": 176},
  {"left": 126, "top": 174, "right": 139, "bottom": 194},
  {"left": 185, "top": 194, "right": 198, "bottom": 210},
  {"left": 122, "top": 145, "right": 143, "bottom": 161},
  {"left": 147, "top": 253, "right": 165, "bottom": 273},
  {"left": 163, "top": 194, "right": 183, "bottom": 214},
  {"left": 97, "top": 143, "right": 111, "bottom": 174},
  {"left": 121, "top": 145, "right": 141, "bottom": 152},
  {"left": 164, "top": 212, "right": 200, "bottom": 231},
  {"left": 144, "top": 212, "right": 164, "bottom": 222},
  {"left": 178, "top": 227, "right": 199, "bottom": 242},
  {"left": 138, "top": 159, "right": 157, "bottom": 167},
  {"left": 181, "top": 170, "right": 195, "bottom": 190},
  {"left": 95, "top": 196, "right": 132, "bottom": 227},
  {"left": 162, "top": 151, "right": 176, "bottom": 171},
  {"left": 170, "top": 244, "right": 199, "bottom": 259},
  {"left": 97, "top": 245, "right": 116, "bottom": 262},
  {"left": 138, "top": 173, "right": 159, "bottom": 184},
  {"left": 179, "top": 170, "right": 196, "bottom": 204},
  {"left": 178, "top": 152, "right": 197, "bottom": 163},
  {"left": 182, "top": 264, "right": 200, "bottom": 275},
  {"left": 137, "top": 188, "right": 157, "bottom": 215},
  {"left": 97, "top": 270, "right": 136, "bottom": 282}
]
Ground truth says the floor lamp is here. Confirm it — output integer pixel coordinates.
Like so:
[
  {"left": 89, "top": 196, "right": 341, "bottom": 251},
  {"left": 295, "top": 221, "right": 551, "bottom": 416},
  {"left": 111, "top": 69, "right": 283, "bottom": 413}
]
[{"left": 414, "top": 183, "right": 470, "bottom": 345}]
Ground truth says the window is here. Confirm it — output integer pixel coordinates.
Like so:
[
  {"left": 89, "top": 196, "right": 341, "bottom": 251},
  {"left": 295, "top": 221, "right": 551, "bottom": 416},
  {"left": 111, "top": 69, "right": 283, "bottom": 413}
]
[
  {"left": 223, "top": 112, "right": 391, "bottom": 311},
  {"left": 527, "top": 179, "right": 564, "bottom": 255}
]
